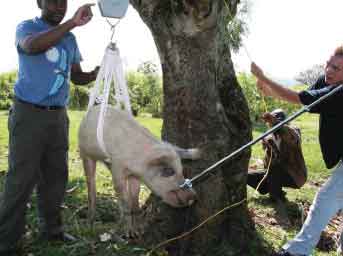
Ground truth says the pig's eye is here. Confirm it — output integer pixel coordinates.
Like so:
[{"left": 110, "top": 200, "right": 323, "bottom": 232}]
[{"left": 161, "top": 167, "right": 175, "bottom": 177}]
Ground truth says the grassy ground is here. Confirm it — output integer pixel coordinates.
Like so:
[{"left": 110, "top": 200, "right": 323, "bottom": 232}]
[
  {"left": 249, "top": 113, "right": 339, "bottom": 256},
  {"left": 0, "top": 110, "right": 339, "bottom": 255}
]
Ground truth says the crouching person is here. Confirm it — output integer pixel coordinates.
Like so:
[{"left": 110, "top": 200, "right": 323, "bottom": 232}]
[{"left": 247, "top": 109, "right": 307, "bottom": 202}]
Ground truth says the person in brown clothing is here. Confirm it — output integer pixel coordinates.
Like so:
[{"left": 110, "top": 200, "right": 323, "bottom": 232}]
[{"left": 248, "top": 108, "right": 307, "bottom": 202}]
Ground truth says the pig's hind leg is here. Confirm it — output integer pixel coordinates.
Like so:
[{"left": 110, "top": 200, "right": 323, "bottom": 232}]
[{"left": 82, "top": 157, "right": 97, "bottom": 225}]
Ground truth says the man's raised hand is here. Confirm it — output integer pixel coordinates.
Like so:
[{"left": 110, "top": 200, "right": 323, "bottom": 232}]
[
  {"left": 251, "top": 62, "right": 265, "bottom": 81},
  {"left": 72, "top": 4, "right": 95, "bottom": 27}
]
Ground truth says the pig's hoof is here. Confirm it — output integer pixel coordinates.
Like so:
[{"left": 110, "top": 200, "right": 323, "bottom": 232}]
[
  {"left": 123, "top": 222, "right": 145, "bottom": 241},
  {"left": 123, "top": 210, "right": 145, "bottom": 239},
  {"left": 124, "top": 227, "right": 144, "bottom": 240}
]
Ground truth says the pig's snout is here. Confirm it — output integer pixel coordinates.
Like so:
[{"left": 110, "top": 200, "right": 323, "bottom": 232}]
[{"left": 165, "top": 188, "right": 197, "bottom": 208}]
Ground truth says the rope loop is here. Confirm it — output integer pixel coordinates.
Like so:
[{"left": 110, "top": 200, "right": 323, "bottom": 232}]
[{"left": 105, "top": 18, "right": 121, "bottom": 43}]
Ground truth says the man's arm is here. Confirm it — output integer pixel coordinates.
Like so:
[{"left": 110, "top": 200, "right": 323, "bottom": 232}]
[
  {"left": 71, "top": 64, "right": 99, "bottom": 85},
  {"left": 19, "top": 4, "right": 94, "bottom": 54},
  {"left": 251, "top": 62, "right": 301, "bottom": 104},
  {"left": 20, "top": 20, "right": 76, "bottom": 54}
]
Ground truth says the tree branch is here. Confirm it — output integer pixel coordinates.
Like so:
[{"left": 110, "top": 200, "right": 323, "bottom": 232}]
[
  {"left": 129, "top": 0, "right": 140, "bottom": 11},
  {"left": 130, "top": 0, "right": 159, "bottom": 19},
  {"left": 183, "top": 0, "right": 212, "bottom": 20}
]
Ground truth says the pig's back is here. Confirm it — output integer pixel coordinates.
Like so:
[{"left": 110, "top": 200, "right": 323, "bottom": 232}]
[{"left": 79, "top": 106, "right": 159, "bottom": 161}]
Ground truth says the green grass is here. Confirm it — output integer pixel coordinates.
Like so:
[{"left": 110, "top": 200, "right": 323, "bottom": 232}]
[
  {"left": 0, "top": 110, "right": 338, "bottom": 255},
  {"left": 249, "top": 113, "right": 336, "bottom": 255},
  {"left": 0, "top": 111, "right": 8, "bottom": 175}
]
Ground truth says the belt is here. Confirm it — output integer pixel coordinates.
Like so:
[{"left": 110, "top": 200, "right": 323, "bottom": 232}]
[{"left": 15, "top": 98, "right": 65, "bottom": 111}]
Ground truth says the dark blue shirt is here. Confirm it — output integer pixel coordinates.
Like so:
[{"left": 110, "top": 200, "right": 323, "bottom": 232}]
[{"left": 299, "top": 75, "right": 343, "bottom": 168}]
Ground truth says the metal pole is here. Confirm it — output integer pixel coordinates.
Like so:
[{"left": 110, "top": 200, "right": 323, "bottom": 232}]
[{"left": 180, "top": 84, "right": 343, "bottom": 189}]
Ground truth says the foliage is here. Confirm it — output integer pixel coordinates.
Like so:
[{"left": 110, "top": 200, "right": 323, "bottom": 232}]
[
  {"left": 68, "top": 61, "right": 163, "bottom": 114},
  {"left": 295, "top": 64, "right": 324, "bottom": 86},
  {"left": 0, "top": 69, "right": 306, "bottom": 121},
  {"left": 137, "top": 61, "right": 159, "bottom": 74},
  {"left": 225, "top": 0, "right": 251, "bottom": 52},
  {"left": 127, "top": 61, "right": 163, "bottom": 117},
  {"left": 126, "top": 71, "right": 146, "bottom": 115},
  {"left": 0, "top": 111, "right": 338, "bottom": 255},
  {"left": 0, "top": 64, "right": 163, "bottom": 116},
  {"left": 69, "top": 83, "right": 91, "bottom": 110},
  {"left": 0, "top": 71, "right": 16, "bottom": 110},
  {"left": 237, "top": 72, "right": 304, "bottom": 122},
  {"left": 0, "top": 71, "right": 92, "bottom": 110}
]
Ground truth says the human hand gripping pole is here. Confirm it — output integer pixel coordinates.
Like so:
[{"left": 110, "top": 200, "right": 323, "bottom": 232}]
[
  {"left": 251, "top": 62, "right": 271, "bottom": 111},
  {"left": 180, "top": 84, "right": 343, "bottom": 189}
]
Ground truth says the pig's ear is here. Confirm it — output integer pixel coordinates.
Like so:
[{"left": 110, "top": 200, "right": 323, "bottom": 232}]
[{"left": 144, "top": 145, "right": 176, "bottom": 167}]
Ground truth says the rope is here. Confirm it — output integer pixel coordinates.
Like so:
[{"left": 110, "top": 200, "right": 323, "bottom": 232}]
[
  {"left": 254, "top": 146, "right": 273, "bottom": 196},
  {"left": 223, "top": 0, "right": 253, "bottom": 63},
  {"left": 223, "top": 0, "right": 268, "bottom": 113},
  {"left": 261, "top": 94, "right": 269, "bottom": 113},
  {"left": 87, "top": 21, "right": 119, "bottom": 156},
  {"left": 87, "top": 43, "right": 132, "bottom": 157},
  {"left": 146, "top": 147, "right": 270, "bottom": 255},
  {"left": 105, "top": 18, "right": 121, "bottom": 42},
  {"left": 146, "top": 199, "right": 247, "bottom": 255}
]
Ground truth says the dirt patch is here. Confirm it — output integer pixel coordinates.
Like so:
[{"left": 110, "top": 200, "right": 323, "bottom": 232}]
[
  {"left": 300, "top": 200, "right": 342, "bottom": 252},
  {"left": 307, "top": 180, "right": 325, "bottom": 189},
  {"left": 250, "top": 200, "right": 343, "bottom": 252}
]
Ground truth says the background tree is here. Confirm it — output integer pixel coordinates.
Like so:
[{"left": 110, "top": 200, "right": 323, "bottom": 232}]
[
  {"left": 226, "top": 0, "right": 250, "bottom": 52},
  {"left": 137, "top": 61, "right": 163, "bottom": 117},
  {"left": 0, "top": 71, "right": 16, "bottom": 110},
  {"left": 69, "top": 85, "right": 90, "bottom": 110},
  {"left": 238, "top": 72, "right": 300, "bottom": 122},
  {"left": 130, "top": 0, "right": 254, "bottom": 255},
  {"left": 295, "top": 64, "right": 324, "bottom": 86},
  {"left": 127, "top": 61, "right": 163, "bottom": 116},
  {"left": 137, "top": 60, "right": 159, "bottom": 74}
]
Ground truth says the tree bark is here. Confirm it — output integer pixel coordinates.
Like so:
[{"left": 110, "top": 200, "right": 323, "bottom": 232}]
[{"left": 131, "top": 0, "right": 253, "bottom": 254}]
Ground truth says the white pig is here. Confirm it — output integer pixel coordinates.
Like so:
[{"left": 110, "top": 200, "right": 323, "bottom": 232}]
[{"left": 78, "top": 106, "right": 199, "bottom": 237}]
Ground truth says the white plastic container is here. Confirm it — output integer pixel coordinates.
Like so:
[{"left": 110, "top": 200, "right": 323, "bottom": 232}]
[{"left": 97, "top": 0, "right": 129, "bottom": 18}]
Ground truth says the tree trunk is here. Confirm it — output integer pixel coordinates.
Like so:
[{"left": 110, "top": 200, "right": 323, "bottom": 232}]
[{"left": 130, "top": 1, "right": 253, "bottom": 254}]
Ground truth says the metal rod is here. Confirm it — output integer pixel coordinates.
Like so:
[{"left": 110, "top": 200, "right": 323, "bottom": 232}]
[{"left": 180, "top": 84, "right": 343, "bottom": 189}]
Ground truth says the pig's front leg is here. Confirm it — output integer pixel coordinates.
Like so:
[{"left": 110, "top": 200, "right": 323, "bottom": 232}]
[{"left": 112, "top": 170, "right": 143, "bottom": 238}]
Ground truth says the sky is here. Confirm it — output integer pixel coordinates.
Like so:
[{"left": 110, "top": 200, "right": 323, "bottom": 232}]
[
  {"left": 234, "top": 0, "right": 343, "bottom": 80},
  {"left": 1, "top": 0, "right": 343, "bottom": 81},
  {"left": 0, "top": 0, "right": 160, "bottom": 74}
]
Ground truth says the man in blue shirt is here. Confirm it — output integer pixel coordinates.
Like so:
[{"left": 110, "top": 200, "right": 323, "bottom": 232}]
[
  {"left": 0, "top": 0, "right": 99, "bottom": 254},
  {"left": 251, "top": 46, "right": 343, "bottom": 256}
]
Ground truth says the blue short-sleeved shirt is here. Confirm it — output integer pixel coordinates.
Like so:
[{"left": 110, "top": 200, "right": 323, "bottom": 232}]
[{"left": 14, "top": 17, "right": 82, "bottom": 106}]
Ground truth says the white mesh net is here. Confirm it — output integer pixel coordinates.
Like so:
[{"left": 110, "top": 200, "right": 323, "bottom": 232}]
[{"left": 87, "top": 43, "right": 132, "bottom": 155}]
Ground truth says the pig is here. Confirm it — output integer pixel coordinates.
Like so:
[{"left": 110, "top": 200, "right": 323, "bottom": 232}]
[{"left": 78, "top": 105, "right": 199, "bottom": 237}]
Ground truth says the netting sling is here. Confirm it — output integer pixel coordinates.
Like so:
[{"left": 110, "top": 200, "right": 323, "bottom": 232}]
[{"left": 87, "top": 43, "right": 132, "bottom": 156}]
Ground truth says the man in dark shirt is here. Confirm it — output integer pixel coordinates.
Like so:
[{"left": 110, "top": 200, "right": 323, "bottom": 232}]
[{"left": 251, "top": 46, "right": 343, "bottom": 256}]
